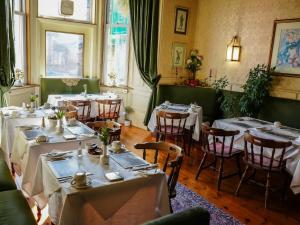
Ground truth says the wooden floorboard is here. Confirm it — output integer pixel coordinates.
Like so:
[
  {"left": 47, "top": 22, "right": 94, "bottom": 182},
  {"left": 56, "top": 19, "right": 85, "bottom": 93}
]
[{"left": 121, "top": 126, "right": 300, "bottom": 225}]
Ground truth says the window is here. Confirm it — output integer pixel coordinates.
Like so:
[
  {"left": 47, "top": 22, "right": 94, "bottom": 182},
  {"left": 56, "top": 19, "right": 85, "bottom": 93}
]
[
  {"left": 14, "top": 0, "right": 26, "bottom": 83},
  {"left": 38, "top": 0, "right": 95, "bottom": 23},
  {"left": 46, "top": 31, "right": 84, "bottom": 78},
  {"left": 103, "top": 0, "right": 130, "bottom": 86}
]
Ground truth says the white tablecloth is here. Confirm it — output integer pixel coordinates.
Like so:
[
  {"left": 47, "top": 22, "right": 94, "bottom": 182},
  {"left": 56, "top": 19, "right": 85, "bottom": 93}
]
[
  {"left": 0, "top": 107, "right": 53, "bottom": 164},
  {"left": 10, "top": 121, "right": 99, "bottom": 197},
  {"left": 47, "top": 94, "right": 125, "bottom": 122},
  {"left": 148, "top": 104, "right": 203, "bottom": 141},
  {"left": 31, "top": 152, "right": 170, "bottom": 225},
  {"left": 213, "top": 117, "right": 300, "bottom": 194}
]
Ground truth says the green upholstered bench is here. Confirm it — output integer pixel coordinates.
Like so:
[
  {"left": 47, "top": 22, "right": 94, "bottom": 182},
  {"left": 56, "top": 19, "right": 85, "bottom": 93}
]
[
  {"left": 0, "top": 150, "right": 16, "bottom": 192},
  {"left": 40, "top": 78, "right": 100, "bottom": 104},
  {"left": 157, "top": 85, "right": 220, "bottom": 124},
  {"left": 141, "top": 207, "right": 210, "bottom": 225},
  {"left": 258, "top": 96, "right": 300, "bottom": 129},
  {"left": 0, "top": 190, "right": 37, "bottom": 225}
]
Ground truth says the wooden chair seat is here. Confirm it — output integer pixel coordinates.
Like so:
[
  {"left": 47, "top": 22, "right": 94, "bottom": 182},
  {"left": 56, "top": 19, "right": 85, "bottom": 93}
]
[
  {"left": 159, "top": 126, "right": 184, "bottom": 135},
  {"left": 208, "top": 142, "right": 242, "bottom": 157},
  {"left": 246, "top": 153, "right": 281, "bottom": 169}
]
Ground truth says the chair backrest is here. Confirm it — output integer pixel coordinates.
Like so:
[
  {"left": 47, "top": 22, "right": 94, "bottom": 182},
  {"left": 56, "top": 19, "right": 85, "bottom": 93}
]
[
  {"left": 201, "top": 122, "right": 240, "bottom": 156},
  {"left": 134, "top": 141, "right": 183, "bottom": 197},
  {"left": 96, "top": 99, "right": 121, "bottom": 121},
  {"left": 156, "top": 111, "right": 189, "bottom": 135},
  {"left": 70, "top": 100, "right": 91, "bottom": 119},
  {"left": 86, "top": 121, "right": 121, "bottom": 143},
  {"left": 244, "top": 131, "right": 292, "bottom": 171}
]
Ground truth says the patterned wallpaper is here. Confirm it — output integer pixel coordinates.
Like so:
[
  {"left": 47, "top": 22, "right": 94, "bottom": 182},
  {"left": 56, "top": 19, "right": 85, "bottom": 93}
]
[{"left": 194, "top": 0, "right": 300, "bottom": 99}]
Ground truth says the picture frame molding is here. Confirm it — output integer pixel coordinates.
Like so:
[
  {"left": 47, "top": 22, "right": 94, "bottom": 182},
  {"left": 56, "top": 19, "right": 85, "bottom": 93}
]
[
  {"left": 174, "top": 7, "right": 189, "bottom": 35},
  {"left": 171, "top": 42, "right": 187, "bottom": 68},
  {"left": 268, "top": 18, "right": 300, "bottom": 78}
]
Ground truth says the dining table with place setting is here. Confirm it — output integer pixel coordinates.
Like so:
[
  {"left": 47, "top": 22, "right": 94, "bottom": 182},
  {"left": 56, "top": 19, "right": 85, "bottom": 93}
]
[
  {"left": 10, "top": 118, "right": 100, "bottom": 197},
  {"left": 30, "top": 143, "right": 170, "bottom": 225},
  {"left": 212, "top": 117, "right": 300, "bottom": 194},
  {"left": 0, "top": 106, "right": 55, "bottom": 164},
  {"left": 147, "top": 101, "right": 203, "bottom": 141},
  {"left": 47, "top": 93, "right": 125, "bottom": 122}
]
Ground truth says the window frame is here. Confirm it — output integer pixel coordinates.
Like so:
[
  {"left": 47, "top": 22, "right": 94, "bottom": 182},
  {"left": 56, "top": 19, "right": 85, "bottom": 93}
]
[
  {"left": 44, "top": 30, "right": 85, "bottom": 78},
  {"left": 14, "top": 0, "right": 27, "bottom": 84},
  {"left": 37, "top": 0, "right": 97, "bottom": 25},
  {"left": 102, "top": 0, "right": 130, "bottom": 87}
]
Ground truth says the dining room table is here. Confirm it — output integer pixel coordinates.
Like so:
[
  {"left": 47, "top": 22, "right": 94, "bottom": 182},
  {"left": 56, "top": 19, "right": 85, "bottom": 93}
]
[
  {"left": 0, "top": 106, "right": 54, "bottom": 165},
  {"left": 30, "top": 149, "right": 170, "bottom": 225},
  {"left": 47, "top": 93, "right": 125, "bottom": 122},
  {"left": 212, "top": 117, "right": 300, "bottom": 194},
  {"left": 10, "top": 119, "right": 100, "bottom": 198},
  {"left": 147, "top": 102, "right": 203, "bottom": 141}
]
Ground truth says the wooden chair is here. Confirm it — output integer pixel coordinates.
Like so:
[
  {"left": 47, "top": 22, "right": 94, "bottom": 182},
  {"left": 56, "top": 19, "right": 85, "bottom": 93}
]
[
  {"left": 64, "top": 104, "right": 78, "bottom": 121},
  {"left": 96, "top": 99, "right": 121, "bottom": 121},
  {"left": 155, "top": 111, "right": 191, "bottom": 154},
  {"left": 195, "top": 122, "right": 243, "bottom": 191},
  {"left": 235, "top": 131, "right": 292, "bottom": 208},
  {"left": 86, "top": 121, "right": 121, "bottom": 143},
  {"left": 70, "top": 100, "right": 91, "bottom": 123},
  {"left": 134, "top": 141, "right": 184, "bottom": 213}
]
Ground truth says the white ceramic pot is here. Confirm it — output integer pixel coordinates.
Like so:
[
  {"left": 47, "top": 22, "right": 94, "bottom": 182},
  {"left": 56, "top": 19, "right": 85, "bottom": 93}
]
[
  {"left": 48, "top": 119, "right": 58, "bottom": 128},
  {"left": 124, "top": 120, "right": 131, "bottom": 127}
]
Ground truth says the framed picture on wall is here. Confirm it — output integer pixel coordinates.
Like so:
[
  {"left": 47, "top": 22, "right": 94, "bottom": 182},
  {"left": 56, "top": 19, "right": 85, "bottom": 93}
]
[
  {"left": 269, "top": 18, "right": 300, "bottom": 77},
  {"left": 172, "top": 42, "right": 186, "bottom": 68},
  {"left": 174, "top": 7, "right": 188, "bottom": 35}
]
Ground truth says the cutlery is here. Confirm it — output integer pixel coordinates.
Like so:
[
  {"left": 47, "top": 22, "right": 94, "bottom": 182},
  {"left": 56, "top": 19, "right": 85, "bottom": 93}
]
[{"left": 132, "top": 164, "right": 158, "bottom": 171}]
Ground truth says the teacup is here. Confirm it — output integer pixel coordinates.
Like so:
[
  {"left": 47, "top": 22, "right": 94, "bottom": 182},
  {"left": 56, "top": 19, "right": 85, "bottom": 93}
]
[
  {"left": 68, "top": 118, "right": 77, "bottom": 126},
  {"left": 164, "top": 100, "right": 170, "bottom": 105},
  {"left": 274, "top": 121, "right": 282, "bottom": 128},
  {"left": 111, "top": 141, "right": 122, "bottom": 152},
  {"left": 36, "top": 135, "right": 48, "bottom": 143},
  {"left": 71, "top": 172, "right": 87, "bottom": 187}
]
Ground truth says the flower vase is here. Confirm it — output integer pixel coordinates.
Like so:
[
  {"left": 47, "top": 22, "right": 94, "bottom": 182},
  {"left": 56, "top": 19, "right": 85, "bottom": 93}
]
[
  {"left": 56, "top": 119, "right": 64, "bottom": 133},
  {"left": 100, "top": 145, "right": 109, "bottom": 165}
]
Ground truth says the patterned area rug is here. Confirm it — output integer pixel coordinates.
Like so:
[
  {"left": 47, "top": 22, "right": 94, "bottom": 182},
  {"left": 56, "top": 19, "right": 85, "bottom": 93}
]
[{"left": 171, "top": 183, "right": 243, "bottom": 225}]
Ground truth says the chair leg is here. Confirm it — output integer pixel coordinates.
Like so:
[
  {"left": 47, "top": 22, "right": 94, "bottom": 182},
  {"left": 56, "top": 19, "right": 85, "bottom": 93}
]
[
  {"left": 281, "top": 172, "right": 289, "bottom": 202},
  {"left": 195, "top": 152, "right": 207, "bottom": 180},
  {"left": 235, "top": 165, "right": 249, "bottom": 196},
  {"left": 187, "top": 132, "right": 192, "bottom": 156},
  {"left": 217, "top": 158, "right": 224, "bottom": 191},
  {"left": 236, "top": 155, "right": 242, "bottom": 178},
  {"left": 265, "top": 172, "right": 271, "bottom": 208},
  {"left": 169, "top": 197, "right": 173, "bottom": 213},
  {"left": 156, "top": 132, "right": 159, "bottom": 142}
]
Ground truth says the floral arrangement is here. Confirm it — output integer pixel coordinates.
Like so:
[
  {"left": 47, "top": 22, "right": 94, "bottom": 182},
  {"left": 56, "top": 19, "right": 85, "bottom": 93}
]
[
  {"left": 108, "top": 72, "right": 117, "bottom": 86},
  {"left": 99, "top": 127, "right": 110, "bottom": 146},
  {"left": 185, "top": 50, "right": 203, "bottom": 80},
  {"left": 55, "top": 110, "right": 65, "bottom": 120},
  {"left": 29, "top": 94, "right": 38, "bottom": 102},
  {"left": 15, "top": 69, "right": 24, "bottom": 81}
]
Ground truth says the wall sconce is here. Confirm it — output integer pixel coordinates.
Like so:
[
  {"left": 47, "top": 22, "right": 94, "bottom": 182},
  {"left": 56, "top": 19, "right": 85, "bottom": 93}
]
[{"left": 226, "top": 36, "right": 241, "bottom": 62}]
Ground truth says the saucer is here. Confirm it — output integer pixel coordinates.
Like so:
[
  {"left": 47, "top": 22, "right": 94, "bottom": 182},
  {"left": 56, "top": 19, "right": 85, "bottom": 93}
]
[{"left": 71, "top": 180, "right": 92, "bottom": 189}]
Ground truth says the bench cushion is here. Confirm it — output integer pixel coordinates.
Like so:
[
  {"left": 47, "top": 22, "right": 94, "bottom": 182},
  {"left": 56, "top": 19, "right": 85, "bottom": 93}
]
[
  {"left": 0, "top": 190, "right": 36, "bottom": 225},
  {"left": 0, "top": 151, "right": 16, "bottom": 191}
]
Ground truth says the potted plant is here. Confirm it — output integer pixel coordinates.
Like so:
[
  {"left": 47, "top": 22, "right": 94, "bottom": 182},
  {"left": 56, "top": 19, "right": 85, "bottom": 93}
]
[
  {"left": 185, "top": 50, "right": 203, "bottom": 87},
  {"left": 48, "top": 114, "right": 58, "bottom": 128},
  {"left": 55, "top": 110, "right": 65, "bottom": 133},
  {"left": 29, "top": 94, "right": 38, "bottom": 109},
  {"left": 99, "top": 126, "right": 110, "bottom": 165},
  {"left": 124, "top": 106, "right": 133, "bottom": 127},
  {"left": 239, "top": 64, "right": 274, "bottom": 117}
]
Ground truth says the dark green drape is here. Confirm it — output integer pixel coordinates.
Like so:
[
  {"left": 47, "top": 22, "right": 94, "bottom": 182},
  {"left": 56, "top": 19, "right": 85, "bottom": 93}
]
[
  {"left": 0, "top": 0, "right": 15, "bottom": 107},
  {"left": 129, "top": 0, "right": 161, "bottom": 125}
]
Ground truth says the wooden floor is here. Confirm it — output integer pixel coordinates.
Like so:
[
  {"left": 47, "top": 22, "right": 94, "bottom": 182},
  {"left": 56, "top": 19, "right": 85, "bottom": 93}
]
[{"left": 121, "top": 126, "right": 300, "bottom": 225}]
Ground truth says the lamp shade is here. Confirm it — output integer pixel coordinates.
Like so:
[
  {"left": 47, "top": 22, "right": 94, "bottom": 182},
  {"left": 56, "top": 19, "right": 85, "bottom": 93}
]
[{"left": 226, "top": 36, "right": 241, "bottom": 61}]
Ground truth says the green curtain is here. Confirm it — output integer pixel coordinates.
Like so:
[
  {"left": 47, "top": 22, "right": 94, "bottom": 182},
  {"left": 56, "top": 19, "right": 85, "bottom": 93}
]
[
  {"left": 129, "top": 0, "right": 161, "bottom": 125},
  {"left": 0, "top": 0, "right": 15, "bottom": 107}
]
